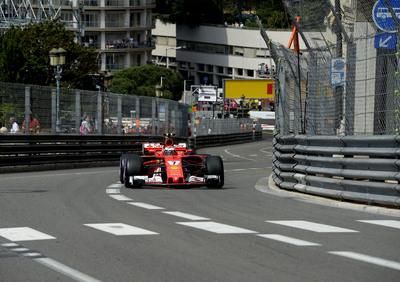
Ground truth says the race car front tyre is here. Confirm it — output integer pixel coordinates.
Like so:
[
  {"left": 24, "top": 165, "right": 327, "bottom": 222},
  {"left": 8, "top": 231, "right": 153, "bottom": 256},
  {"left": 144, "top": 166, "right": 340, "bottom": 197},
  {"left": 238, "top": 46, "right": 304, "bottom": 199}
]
[
  {"left": 124, "top": 154, "right": 143, "bottom": 188},
  {"left": 206, "top": 156, "right": 224, "bottom": 188}
]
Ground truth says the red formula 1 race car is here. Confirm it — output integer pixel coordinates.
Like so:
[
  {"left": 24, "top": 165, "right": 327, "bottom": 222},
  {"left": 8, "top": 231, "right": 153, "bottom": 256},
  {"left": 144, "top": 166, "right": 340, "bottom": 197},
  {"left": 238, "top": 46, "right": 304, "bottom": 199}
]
[{"left": 119, "top": 137, "right": 224, "bottom": 189}]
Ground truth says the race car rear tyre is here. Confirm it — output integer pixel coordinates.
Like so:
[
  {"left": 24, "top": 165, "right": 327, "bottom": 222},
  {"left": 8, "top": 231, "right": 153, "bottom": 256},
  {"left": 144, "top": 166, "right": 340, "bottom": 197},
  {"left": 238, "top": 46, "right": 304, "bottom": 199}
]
[
  {"left": 119, "top": 154, "right": 128, "bottom": 184},
  {"left": 206, "top": 156, "right": 224, "bottom": 188},
  {"left": 124, "top": 154, "right": 143, "bottom": 188}
]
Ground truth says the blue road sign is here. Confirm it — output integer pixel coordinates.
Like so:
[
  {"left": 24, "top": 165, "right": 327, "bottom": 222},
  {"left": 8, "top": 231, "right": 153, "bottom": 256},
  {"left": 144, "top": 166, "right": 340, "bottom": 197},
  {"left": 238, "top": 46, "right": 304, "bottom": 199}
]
[
  {"left": 375, "top": 33, "right": 397, "bottom": 49},
  {"left": 372, "top": 0, "right": 400, "bottom": 32}
]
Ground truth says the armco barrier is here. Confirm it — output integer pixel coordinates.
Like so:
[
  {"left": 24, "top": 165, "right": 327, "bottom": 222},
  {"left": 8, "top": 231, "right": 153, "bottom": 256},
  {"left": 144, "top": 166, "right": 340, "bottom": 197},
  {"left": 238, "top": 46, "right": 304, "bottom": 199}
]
[
  {"left": 0, "top": 132, "right": 262, "bottom": 172},
  {"left": 190, "top": 131, "right": 262, "bottom": 149},
  {"left": 272, "top": 134, "right": 400, "bottom": 208}
]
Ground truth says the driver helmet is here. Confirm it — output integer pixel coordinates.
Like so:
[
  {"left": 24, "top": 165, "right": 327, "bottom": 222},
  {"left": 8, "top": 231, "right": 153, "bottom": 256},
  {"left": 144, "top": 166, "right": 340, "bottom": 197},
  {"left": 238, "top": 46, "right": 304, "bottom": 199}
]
[{"left": 164, "top": 146, "right": 176, "bottom": 156}]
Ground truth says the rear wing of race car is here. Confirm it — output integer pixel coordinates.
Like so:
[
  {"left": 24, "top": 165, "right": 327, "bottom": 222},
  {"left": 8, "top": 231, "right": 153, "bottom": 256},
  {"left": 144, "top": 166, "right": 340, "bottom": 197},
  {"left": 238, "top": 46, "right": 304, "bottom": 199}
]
[
  {"left": 142, "top": 142, "right": 189, "bottom": 154},
  {"left": 143, "top": 143, "right": 163, "bottom": 154}
]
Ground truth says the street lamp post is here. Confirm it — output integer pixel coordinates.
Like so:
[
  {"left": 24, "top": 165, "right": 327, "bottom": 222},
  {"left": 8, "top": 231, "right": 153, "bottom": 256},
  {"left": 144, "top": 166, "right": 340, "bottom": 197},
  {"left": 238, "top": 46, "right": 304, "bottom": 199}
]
[
  {"left": 49, "top": 47, "right": 67, "bottom": 133},
  {"left": 159, "top": 46, "right": 182, "bottom": 68}
]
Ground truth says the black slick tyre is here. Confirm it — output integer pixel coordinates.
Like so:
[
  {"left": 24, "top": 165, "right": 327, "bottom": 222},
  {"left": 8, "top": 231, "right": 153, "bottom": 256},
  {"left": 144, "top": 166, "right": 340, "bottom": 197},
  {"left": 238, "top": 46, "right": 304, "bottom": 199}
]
[
  {"left": 206, "top": 156, "right": 224, "bottom": 188},
  {"left": 124, "top": 154, "right": 143, "bottom": 188},
  {"left": 119, "top": 154, "right": 128, "bottom": 184}
]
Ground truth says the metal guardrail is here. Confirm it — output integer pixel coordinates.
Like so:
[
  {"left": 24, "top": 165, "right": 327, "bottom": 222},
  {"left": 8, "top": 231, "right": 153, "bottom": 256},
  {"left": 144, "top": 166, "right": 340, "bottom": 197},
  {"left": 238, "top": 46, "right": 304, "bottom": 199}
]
[
  {"left": 0, "top": 132, "right": 261, "bottom": 172},
  {"left": 272, "top": 134, "right": 400, "bottom": 208},
  {"left": 191, "top": 132, "right": 262, "bottom": 149},
  {"left": 0, "top": 134, "right": 166, "bottom": 170}
]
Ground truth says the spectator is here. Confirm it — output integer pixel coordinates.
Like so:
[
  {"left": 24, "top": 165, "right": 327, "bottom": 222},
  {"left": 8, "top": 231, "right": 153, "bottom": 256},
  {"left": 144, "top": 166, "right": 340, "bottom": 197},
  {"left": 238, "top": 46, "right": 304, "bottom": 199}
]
[
  {"left": 9, "top": 117, "right": 20, "bottom": 133},
  {"left": 22, "top": 113, "right": 40, "bottom": 133},
  {"left": 80, "top": 116, "right": 93, "bottom": 134}
]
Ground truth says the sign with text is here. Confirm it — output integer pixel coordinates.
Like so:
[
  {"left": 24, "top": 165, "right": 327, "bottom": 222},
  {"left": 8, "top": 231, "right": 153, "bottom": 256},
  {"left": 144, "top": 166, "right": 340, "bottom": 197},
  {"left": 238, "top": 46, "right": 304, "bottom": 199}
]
[
  {"left": 330, "top": 57, "right": 346, "bottom": 86},
  {"left": 372, "top": 0, "right": 400, "bottom": 32}
]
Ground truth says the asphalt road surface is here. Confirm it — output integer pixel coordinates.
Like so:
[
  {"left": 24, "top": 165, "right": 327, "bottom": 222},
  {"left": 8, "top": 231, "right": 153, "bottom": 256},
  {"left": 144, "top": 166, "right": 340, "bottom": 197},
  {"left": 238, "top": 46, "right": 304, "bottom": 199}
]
[{"left": 1, "top": 137, "right": 400, "bottom": 282}]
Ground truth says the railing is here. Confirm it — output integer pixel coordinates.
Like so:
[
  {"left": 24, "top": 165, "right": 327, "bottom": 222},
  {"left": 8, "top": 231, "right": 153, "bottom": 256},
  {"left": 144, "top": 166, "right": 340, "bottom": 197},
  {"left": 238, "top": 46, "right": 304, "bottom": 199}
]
[
  {"left": 0, "top": 132, "right": 261, "bottom": 172},
  {"left": 272, "top": 134, "right": 400, "bottom": 208}
]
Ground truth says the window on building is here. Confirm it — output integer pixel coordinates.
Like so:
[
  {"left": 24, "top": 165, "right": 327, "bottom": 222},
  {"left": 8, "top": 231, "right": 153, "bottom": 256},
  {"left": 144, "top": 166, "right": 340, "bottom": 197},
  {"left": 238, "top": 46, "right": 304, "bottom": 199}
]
[
  {"left": 130, "top": 12, "right": 141, "bottom": 27},
  {"left": 233, "top": 47, "right": 243, "bottom": 56},
  {"left": 106, "top": 13, "right": 124, "bottom": 28},
  {"left": 237, "top": 68, "right": 243, "bottom": 76},
  {"left": 106, "top": 54, "right": 120, "bottom": 70},
  {"left": 60, "top": 12, "right": 74, "bottom": 27},
  {"left": 83, "top": 13, "right": 99, "bottom": 28},
  {"left": 247, "top": 70, "right": 254, "bottom": 77}
]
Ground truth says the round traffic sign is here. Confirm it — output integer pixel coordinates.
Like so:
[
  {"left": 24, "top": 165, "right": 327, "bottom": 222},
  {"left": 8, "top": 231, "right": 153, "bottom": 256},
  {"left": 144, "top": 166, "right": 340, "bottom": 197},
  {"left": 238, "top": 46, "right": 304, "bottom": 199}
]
[{"left": 372, "top": 0, "right": 400, "bottom": 33}]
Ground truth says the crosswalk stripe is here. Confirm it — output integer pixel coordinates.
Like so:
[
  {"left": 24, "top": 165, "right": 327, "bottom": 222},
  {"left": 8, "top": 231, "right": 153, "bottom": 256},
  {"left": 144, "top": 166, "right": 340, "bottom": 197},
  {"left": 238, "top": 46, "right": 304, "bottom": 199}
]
[
  {"left": 266, "top": 220, "right": 358, "bottom": 233},
  {"left": 106, "top": 188, "right": 120, "bottom": 194},
  {"left": 357, "top": 220, "right": 400, "bottom": 229},
  {"left": 257, "top": 234, "right": 321, "bottom": 246},
  {"left": 163, "top": 211, "right": 210, "bottom": 220},
  {"left": 108, "top": 194, "right": 132, "bottom": 201},
  {"left": 84, "top": 223, "right": 158, "bottom": 236},
  {"left": 0, "top": 227, "right": 56, "bottom": 242},
  {"left": 329, "top": 251, "right": 400, "bottom": 271},
  {"left": 127, "top": 202, "right": 165, "bottom": 210},
  {"left": 108, "top": 184, "right": 124, "bottom": 188},
  {"left": 176, "top": 221, "right": 258, "bottom": 234}
]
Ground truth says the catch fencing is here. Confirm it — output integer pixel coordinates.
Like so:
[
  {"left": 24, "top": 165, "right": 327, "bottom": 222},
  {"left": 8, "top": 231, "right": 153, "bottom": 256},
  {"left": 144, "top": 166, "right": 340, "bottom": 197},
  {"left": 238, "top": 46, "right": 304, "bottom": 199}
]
[
  {"left": 0, "top": 82, "right": 189, "bottom": 138},
  {"left": 260, "top": 0, "right": 400, "bottom": 207},
  {"left": 260, "top": 0, "right": 400, "bottom": 136}
]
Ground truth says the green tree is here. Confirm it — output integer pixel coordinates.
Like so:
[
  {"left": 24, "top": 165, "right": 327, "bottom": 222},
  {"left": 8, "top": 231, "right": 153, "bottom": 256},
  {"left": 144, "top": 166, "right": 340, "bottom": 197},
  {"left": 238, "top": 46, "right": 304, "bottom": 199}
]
[
  {"left": 111, "top": 65, "right": 184, "bottom": 101},
  {"left": 155, "top": 0, "right": 224, "bottom": 27},
  {"left": 0, "top": 26, "right": 25, "bottom": 83},
  {"left": 0, "top": 20, "right": 98, "bottom": 90}
]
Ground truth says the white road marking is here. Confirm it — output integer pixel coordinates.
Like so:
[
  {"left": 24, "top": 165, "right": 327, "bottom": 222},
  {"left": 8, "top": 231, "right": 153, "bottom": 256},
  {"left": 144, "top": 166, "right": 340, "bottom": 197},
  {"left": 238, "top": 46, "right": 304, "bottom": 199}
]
[
  {"left": 127, "top": 202, "right": 165, "bottom": 210},
  {"left": 11, "top": 247, "right": 30, "bottom": 252},
  {"left": 84, "top": 223, "right": 158, "bottom": 236},
  {"left": 329, "top": 251, "right": 400, "bottom": 271},
  {"left": 224, "top": 149, "right": 255, "bottom": 161},
  {"left": 23, "top": 252, "right": 42, "bottom": 257},
  {"left": 357, "top": 220, "right": 400, "bottom": 229},
  {"left": 105, "top": 188, "right": 120, "bottom": 194},
  {"left": 257, "top": 234, "right": 321, "bottom": 246},
  {"left": 0, "top": 227, "right": 56, "bottom": 241},
  {"left": 267, "top": 220, "right": 358, "bottom": 233},
  {"left": 108, "top": 184, "right": 123, "bottom": 188},
  {"left": 176, "top": 221, "right": 258, "bottom": 234},
  {"left": 1, "top": 243, "right": 19, "bottom": 247},
  {"left": 163, "top": 211, "right": 210, "bottom": 220},
  {"left": 35, "top": 257, "right": 102, "bottom": 282},
  {"left": 108, "top": 194, "right": 132, "bottom": 201}
]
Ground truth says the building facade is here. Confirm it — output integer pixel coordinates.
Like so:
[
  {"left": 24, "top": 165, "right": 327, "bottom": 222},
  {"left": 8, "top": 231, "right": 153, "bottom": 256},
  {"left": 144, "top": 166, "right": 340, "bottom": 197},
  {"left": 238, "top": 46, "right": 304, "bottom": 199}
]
[
  {"left": 62, "top": 0, "right": 155, "bottom": 73},
  {"left": 152, "top": 19, "right": 304, "bottom": 88},
  {"left": 1, "top": 0, "right": 155, "bottom": 73}
]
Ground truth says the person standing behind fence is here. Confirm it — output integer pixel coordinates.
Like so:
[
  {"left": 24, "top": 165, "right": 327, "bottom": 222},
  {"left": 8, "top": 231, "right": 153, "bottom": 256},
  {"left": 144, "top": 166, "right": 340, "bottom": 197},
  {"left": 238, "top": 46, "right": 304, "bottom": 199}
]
[
  {"left": 80, "top": 116, "right": 93, "bottom": 134},
  {"left": 9, "top": 117, "right": 20, "bottom": 133},
  {"left": 22, "top": 113, "right": 40, "bottom": 133}
]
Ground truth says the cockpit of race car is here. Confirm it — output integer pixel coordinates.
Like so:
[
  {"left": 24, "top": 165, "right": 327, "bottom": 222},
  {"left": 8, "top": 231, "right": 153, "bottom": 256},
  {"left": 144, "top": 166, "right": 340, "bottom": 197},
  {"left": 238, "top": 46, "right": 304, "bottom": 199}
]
[{"left": 119, "top": 136, "right": 224, "bottom": 188}]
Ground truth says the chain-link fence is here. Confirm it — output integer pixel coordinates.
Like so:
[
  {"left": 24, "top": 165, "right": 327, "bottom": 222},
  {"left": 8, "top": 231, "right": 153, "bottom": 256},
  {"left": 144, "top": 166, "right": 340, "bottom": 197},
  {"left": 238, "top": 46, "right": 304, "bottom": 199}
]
[
  {"left": 261, "top": 0, "right": 400, "bottom": 136},
  {"left": 0, "top": 82, "right": 189, "bottom": 138}
]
